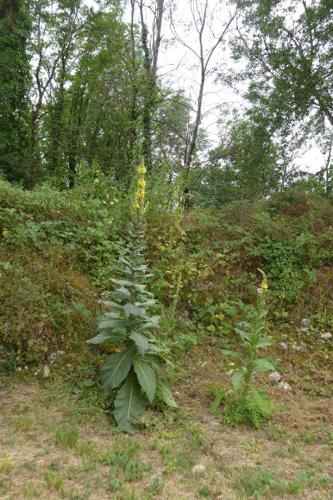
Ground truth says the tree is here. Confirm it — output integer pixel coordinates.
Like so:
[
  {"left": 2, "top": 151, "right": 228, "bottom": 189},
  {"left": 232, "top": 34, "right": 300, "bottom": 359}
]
[
  {"left": 46, "top": 0, "right": 84, "bottom": 180},
  {"left": 231, "top": 0, "right": 333, "bottom": 135},
  {"left": 0, "top": 0, "right": 31, "bottom": 184},
  {"left": 170, "top": 0, "right": 236, "bottom": 172},
  {"left": 138, "top": 0, "right": 165, "bottom": 172},
  {"left": 194, "top": 114, "right": 281, "bottom": 205}
]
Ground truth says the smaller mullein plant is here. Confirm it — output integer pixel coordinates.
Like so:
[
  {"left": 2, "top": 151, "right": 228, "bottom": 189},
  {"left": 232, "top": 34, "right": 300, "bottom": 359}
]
[
  {"left": 213, "top": 270, "right": 275, "bottom": 428},
  {"left": 88, "top": 166, "right": 177, "bottom": 432}
]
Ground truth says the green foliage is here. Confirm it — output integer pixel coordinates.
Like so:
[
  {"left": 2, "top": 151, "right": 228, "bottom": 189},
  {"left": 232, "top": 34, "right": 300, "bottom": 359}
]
[
  {"left": 214, "top": 283, "right": 274, "bottom": 428},
  {"left": 0, "top": 0, "right": 31, "bottom": 184},
  {"left": 233, "top": 466, "right": 285, "bottom": 497},
  {"left": 54, "top": 425, "right": 79, "bottom": 448},
  {"left": 0, "top": 180, "right": 126, "bottom": 367},
  {"left": 231, "top": 0, "right": 333, "bottom": 148},
  {"left": 149, "top": 193, "right": 333, "bottom": 335},
  {"left": 88, "top": 221, "right": 176, "bottom": 431},
  {"left": 233, "top": 466, "right": 332, "bottom": 498},
  {"left": 195, "top": 114, "right": 281, "bottom": 206}
]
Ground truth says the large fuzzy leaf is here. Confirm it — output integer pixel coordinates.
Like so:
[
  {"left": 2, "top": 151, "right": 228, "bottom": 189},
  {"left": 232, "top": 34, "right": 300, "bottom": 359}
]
[
  {"left": 113, "top": 287, "right": 131, "bottom": 299},
  {"left": 101, "top": 349, "right": 133, "bottom": 393},
  {"left": 98, "top": 300, "right": 123, "bottom": 311},
  {"left": 256, "top": 338, "right": 273, "bottom": 348},
  {"left": 114, "top": 374, "right": 146, "bottom": 432},
  {"left": 124, "top": 303, "right": 146, "bottom": 318},
  {"left": 134, "top": 359, "right": 156, "bottom": 402},
  {"left": 156, "top": 379, "right": 177, "bottom": 408},
  {"left": 111, "top": 278, "right": 135, "bottom": 287},
  {"left": 130, "top": 332, "right": 149, "bottom": 355},
  {"left": 98, "top": 318, "right": 129, "bottom": 331},
  {"left": 253, "top": 359, "right": 275, "bottom": 372},
  {"left": 87, "top": 331, "right": 126, "bottom": 345},
  {"left": 231, "top": 369, "right": 244, "bottom": 390}
]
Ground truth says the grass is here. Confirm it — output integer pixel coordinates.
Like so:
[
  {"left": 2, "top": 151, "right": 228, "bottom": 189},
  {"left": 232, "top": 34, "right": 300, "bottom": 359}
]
[
  {"left": 0, "top": 457, "right": 13, "bottom": 474},
  {"left": 0, "top": 344, "right": 332, "bottom": 499},
  {"left": 54, "top": 424, "right": 79, "bottom": 448},
  {"left": 233, "top": 466, "right": 285, "bottom": 497}
]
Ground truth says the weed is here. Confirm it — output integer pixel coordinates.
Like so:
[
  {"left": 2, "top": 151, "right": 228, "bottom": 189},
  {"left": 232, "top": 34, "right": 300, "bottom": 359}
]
[
  {"left": 198, "top": 484, "right": 211, "bottom": 497},
  {"left": 75, "top": 440, "right": 98, "bottom": 458},
  {"left": 54, "top": 424, "right": 79, "bottom": 448},
  {"left": 106, "top": 478, "right": 122, "bottom": 493},
  {"left": 12, "top": 415, "right": 33, "bottom": 432},
  {"left": 103, "top": 438, "right": 140, "bottom": 466},
  {"left": 233, "top": 466, "right": 285, "bottom": 497},
  {"left": 22, "top": 484, "right": 41, "bottom": 498},
  {"left": 218, "top": 275, "right": 274, "bottom": 428},
  {"left": 0, "top": 456, "right": 13, "bottom": 474},
  {"left": 287, "top": 469, "right": 331, "bottom": 493},
  {"left": 43, "top": 470, "right": 64, "bottom": 490},
  {"left": 301, "top": 431, "right": 318, "bottom": 443},
  {"left": 147, "top": 475, "right": 165, "bottom": 496},
  {"left": 124, "top": 459, "right": 151, "bottom": 481},
  {"left": 22, "top": 460, "right": 37, "bottom": 471}
]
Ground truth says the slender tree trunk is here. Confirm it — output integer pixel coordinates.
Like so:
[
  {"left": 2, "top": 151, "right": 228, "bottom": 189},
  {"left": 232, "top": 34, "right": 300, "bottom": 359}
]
[
  {"left": 140, "top": 6, "right": 153, "bottom": 172},
  {"left": 48, "top": 58, "right": 66, "bottom": 178},
  {"left": 28, "top": 102, "right": 42, "bottom": 189}
]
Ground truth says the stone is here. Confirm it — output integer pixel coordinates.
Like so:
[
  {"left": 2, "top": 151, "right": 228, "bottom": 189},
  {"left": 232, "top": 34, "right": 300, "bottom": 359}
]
[
  {"left": 321, "top": 332, "right": 332, "bottom": 340},
  {"left": 269, "top": 371, "right": 281, "bottom": 382},
  {"left": 300, "top": 318, "right": 310, "bottom": 332},
  {"left": 279, "top": 342, "right": 288, "bottom": 351},
  {"left": 192, "top": 464, "right": 206, "bottom": 475},
  {"left": 278, "top": 381, "right": 292, "bottom": 391}
]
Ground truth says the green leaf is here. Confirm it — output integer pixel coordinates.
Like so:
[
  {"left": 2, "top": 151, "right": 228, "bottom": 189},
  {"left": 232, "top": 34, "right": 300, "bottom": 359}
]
[
  {"left": 124, "top": 303, "right": 146, "bottom": 318},
  {"left": 253, "top": 359, "right": 275, "bottom": 372},
  {"left": 98, "top": 318, "right": 129, "bottom": 331},
  {"left": 237, "top": 330, "right": 252, "bottom": 342},
  {"left": 256, "top": 338, "right": 273, "bottom": 348},
  {"left": 156, "top": 380, "right": 177, "bottom": 408},
  {"left": 114, "top": 374, "right": 146, "bottom": 432},
  {"left": 144, "top": 354, "right": 164, "bottom": 372},
  {"left": 231, "top": 369, "right": 244, "bottom": 390},
  {"left": 87, "top": 331, "right": 126, "bottom": 345},
  {"left": 130, "top": 332, "right": 149, "bottom": 355},
  {"left": 111, "top": 278, "right": 135, "bottom": 287},
  {"left": 140, "top": 315, "right": 160, "bottom": 330},
  {"left": 221, "top": 349, "right": 241, "bottom": 360},
  {"left": 101, "top": 349, "right": 133, "bottom": 393},
  {"left": 135, "top": 299, "right": 156, "bottom": 307},
  {"left": 113, "top": 287, "right": 131, "bottom": 298},
  {"left": 99, "top": 300, "right": 123, "bottom": 311},
  {"left": 134, "top": 359, "right": 156, "bottom": 403},
  {"left": 252, "top": 389, "right": 272, "bottom": 418}
]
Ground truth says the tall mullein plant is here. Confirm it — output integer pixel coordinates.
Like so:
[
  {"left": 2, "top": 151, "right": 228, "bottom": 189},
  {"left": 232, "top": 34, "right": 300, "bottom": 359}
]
[
  {"left": 88, "top": 166, "right": 176, "bottom": 432},
  {"left": 222, "top": 270, "right": 275, "bottom": 419}
]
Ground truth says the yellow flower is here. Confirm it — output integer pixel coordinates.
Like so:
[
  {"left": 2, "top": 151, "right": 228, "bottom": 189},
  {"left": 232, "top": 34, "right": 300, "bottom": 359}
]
[
  {"left": 137, "top": 166, "right": 146, "bottom": 175},
  {"left": 261, "top": 279, "right": 268, "bottom": 292},
  {"left": 133, "top": 165, "right": 146, "bottom": 214},
  {"left": 257, "top": 268, "right": 268, "bottom": 292}
]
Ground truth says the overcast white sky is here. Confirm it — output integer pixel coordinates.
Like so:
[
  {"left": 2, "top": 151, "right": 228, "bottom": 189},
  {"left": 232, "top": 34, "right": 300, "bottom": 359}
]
[{"left": 126, "top": 0, "right": 325, "bottom": 171}]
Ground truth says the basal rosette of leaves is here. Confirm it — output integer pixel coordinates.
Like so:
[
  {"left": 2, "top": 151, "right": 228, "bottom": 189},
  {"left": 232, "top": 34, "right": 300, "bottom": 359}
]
[{"left": 88, "top": 169, "right": 177, "bottom": 432}]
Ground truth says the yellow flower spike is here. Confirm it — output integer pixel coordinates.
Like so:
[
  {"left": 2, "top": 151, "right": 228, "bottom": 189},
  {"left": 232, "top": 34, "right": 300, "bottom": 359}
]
[
  {"left": 133, "top": 165, "right": 147, "bottom": 214},
  {"left": 257, "top": 268, "right": 268, "bottom": 292}
]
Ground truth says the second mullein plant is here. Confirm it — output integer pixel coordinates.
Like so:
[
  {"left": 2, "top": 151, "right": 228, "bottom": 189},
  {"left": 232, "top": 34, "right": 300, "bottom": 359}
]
[
  {"left": 215, "top": 270, "right": 275, "bottom": 428},
  {"left": 88, "top": 166, "right": 177, "bottom": 432}
]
